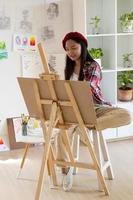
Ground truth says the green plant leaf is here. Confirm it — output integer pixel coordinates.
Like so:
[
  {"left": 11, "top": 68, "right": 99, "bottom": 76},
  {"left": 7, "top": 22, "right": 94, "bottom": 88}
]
[{"left": 88, "top": 48, "right": 103, "bottom": 58}]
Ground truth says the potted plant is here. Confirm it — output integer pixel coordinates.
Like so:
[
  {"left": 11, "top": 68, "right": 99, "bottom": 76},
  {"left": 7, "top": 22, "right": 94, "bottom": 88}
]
[
  {"left": 90, "top": 16, "right": 101, "bottom": 34},
  {"left": 119, "top": 13, "right": 133, "bottom": 32},
  {"left": 89, "top": 48, "right": 104, "bottom": 67},
  {"left": 118, "top": 71, "right": 133, "bottom": 101},
  {"left": 122, "top": 53, "right": 133, "bottom": 68}
]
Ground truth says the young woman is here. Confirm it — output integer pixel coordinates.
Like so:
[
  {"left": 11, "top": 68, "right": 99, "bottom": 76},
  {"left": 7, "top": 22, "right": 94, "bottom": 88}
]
[
  {"left": 56, "top": 32, "right": 131, "bottom": 192},
  {"left": 63, "top": 31, "right": 111, "bottom": 106}
]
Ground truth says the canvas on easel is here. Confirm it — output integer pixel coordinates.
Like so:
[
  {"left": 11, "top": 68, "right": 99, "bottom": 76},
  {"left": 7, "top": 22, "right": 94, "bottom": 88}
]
[{"left": 18, "top": 77, "right": 109, "bottom": 200}]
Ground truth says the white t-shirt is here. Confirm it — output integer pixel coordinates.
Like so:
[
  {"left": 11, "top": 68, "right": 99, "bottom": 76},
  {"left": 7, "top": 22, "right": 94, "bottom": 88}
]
[{"left": 70, "top": 72, "right": 78, "bottom": 81}]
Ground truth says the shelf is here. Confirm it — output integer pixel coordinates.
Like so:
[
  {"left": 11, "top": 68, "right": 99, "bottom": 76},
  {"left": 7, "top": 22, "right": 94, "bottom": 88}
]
[
  {"left": 117, "top": 33, "right": 133, "bottom": 36},
  {"left": 102, "top": 69, "right": 116, "bottom": 73},
  {"left": 117, "top": 100, "right": 133, "bottom": 106},
  {"left": 87, "top": 33, "right": 116, "bottom": 37},
  {"left": 88, "top": 36, "right": 115, "bottom": 69},
  {"left": 101, "top": 73, "right": 117, "bottom": 104},
  {"left": 117, "top": 67, "right": 133, "bottom": 72},
  {"left": 86, "top": 0, "right": 115, "bottom": 35},
  {"left": 73, "top": 0, "right": 133, "bottom": 139},
  {"left": 87, "top": 33, "right": 133, "bottom": 37},
  {"left": 117, "top": 36, "right": 133, "bottom": 68},
  {"left": 117, "top": 0, "right": 133, "bottom": 34}
]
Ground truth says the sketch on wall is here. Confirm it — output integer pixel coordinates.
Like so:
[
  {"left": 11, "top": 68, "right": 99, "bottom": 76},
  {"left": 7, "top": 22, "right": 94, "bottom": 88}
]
[
  {"left": 20, "top": 9, "right": 32, "bottom": 32},
  {"left": 22, "top": 52, "right": 43, "bottom": 77},
  {"left": 46, "top": 2, "right": 59, "bottom": 20},
  {"left": 0, "top": 41, "right": 8, "bottom": 60},
  {"left": 13, "top": 34, "right": 37, "bottom": 52},
  {"left": 41, "top": 25, "right": 55, "bottom": 41},
  {"left": 47, "top": 53, "right": 66, "bottom": 78},
  {"left": 41, "top": 1, "right": 62, "bottom": 42},
  {"left": 0, "top": 6, "right": 11, "bottom": 30},
  {"left": 15, "top": 8, "right": 33, "bottom": 33},
  {"left": 41, "top": 0, "right": 73, "bottom": 54}
]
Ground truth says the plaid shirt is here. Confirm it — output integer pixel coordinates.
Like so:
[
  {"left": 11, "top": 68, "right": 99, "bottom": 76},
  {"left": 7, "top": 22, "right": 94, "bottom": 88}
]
[{"left": 83, "top": 61, "right": 111, "bottom": 106}]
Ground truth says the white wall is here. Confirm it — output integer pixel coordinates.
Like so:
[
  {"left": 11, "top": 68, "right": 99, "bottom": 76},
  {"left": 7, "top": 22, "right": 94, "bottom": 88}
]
[{"left": 0, "top": 0, "right": 73, "bottom": 147}]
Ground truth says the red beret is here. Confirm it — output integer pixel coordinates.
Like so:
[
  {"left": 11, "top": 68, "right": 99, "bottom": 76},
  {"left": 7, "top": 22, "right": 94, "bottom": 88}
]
[{"left": 62, "top": 32, "right": 88, "bottom": 50}]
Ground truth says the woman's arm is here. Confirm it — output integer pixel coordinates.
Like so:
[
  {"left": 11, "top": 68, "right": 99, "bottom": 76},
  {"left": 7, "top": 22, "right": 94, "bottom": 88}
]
[{"left": 83, "top": 61, "right": 111, "bottom": 106}]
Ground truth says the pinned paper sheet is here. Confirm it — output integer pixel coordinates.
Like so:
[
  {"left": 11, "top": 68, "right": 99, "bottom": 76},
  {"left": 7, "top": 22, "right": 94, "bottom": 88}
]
[
  {"left": 0, "top": 41, "right": 8, "bottom": 60},
  {"left": 13, "top": 34, "right": 37, "bottom": 52},
  {"left": 21, "top": 52, "right": 43, "bottom": 77}
]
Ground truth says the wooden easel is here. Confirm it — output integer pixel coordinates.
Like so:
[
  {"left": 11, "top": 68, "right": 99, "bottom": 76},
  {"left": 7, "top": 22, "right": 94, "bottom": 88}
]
[
  {"left": 38, "top": 42, "right": 80, "bottom": 175},
  {"left": 37, "top": 43, "right": 61, "bottom": 186},
  {"left": 18, "top": 78, "right": 109, "bottom": 199},
  {"left": 17, "top": 43, "right": 59, "bottom": 183}
]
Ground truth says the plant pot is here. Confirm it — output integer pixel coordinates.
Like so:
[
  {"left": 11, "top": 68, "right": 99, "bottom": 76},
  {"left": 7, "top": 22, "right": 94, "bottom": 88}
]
[
  {"left": 118, "top": 87, "right": 133, "bottom": 101},
  {"left": 92, "top": 27, "right": 100, "bottom": 34},
  {"left": 121, "top": 22, "right": 133, "bottom": 32},
  {"left": 94, "top": 58, "right": 101, "bottom": 67}
]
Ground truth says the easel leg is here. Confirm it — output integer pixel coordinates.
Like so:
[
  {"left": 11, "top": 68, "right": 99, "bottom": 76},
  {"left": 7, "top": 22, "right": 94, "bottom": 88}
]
[
  {"left": 99, "top": 132, "right": 114, "bottom": 180},
  {"left": 48, "top": 146, "right": 58, "bottom": 186},
  {"left": 35, "top": 144, "right": 50, "bottom": 200},
  {"left": 62, "top": 130, "right": 75, "bottom": 164},
  {"left": 17, "top": 144, "right": 30, "bottom": 178},
  {"left": 35, "top": 103, "right": 57, "bottom": 200},
  {"left": 47, "top": 158, "right": 51, "bottom": 176},
  {"left": 92, "top": 130, "right": 103, "bottom": 190},
  {"left": 73, "top": 134, "right": 80, "bottom": 174},
  {"left": 93, "top": 130, "right": 114, "bottom": 181},
  {"left": 47, "top": 146, "right": 57, "bottom": 187},
  {"left": 81, "top": 126, "right": 109, "bottom": 195}
]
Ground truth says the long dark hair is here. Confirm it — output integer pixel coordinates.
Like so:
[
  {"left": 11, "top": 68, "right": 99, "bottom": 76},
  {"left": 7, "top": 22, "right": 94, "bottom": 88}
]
[{"left": 64, "top": 39, "right": 94, "bottom": 80}]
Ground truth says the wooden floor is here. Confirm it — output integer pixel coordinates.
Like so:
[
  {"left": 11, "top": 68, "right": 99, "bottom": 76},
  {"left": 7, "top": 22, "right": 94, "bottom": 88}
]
[{"left": 0, "top": 139, "right": 133, "bottom": 200}]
